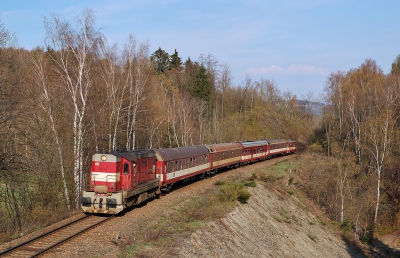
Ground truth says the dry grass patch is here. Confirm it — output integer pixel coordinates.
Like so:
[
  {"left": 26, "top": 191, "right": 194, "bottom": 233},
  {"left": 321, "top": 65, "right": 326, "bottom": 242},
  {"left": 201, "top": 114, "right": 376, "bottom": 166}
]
[{"left": 119, "top": 187, "right": 239, "bottom": 257}]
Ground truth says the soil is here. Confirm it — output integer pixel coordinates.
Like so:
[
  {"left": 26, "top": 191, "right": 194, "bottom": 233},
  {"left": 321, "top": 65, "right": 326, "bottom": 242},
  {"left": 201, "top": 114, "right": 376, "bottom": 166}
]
[{"left": 1, "top": 154, "right": 397, "bottom": 257}]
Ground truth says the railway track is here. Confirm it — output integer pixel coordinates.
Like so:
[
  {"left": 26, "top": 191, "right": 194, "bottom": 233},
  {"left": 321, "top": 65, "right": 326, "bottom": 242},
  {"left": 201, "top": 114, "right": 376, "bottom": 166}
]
[{"left": 0, "top": 214, "right": 113, "bottom": 257}]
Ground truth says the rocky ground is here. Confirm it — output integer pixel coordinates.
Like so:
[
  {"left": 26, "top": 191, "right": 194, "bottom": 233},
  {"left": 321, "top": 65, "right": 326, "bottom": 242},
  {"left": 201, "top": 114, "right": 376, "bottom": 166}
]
[{"left": 1, "top": 155, "right": 399, "bottom": 257}]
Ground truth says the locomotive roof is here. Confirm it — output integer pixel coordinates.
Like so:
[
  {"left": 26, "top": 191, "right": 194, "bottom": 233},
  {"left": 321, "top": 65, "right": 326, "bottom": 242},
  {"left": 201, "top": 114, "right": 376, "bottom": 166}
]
[
  {"left": 238, "top": 140, "right": 268, "bottom": 148},
  {"left": 104, "top": 149, "right": 157, "bottom": 162},
  {"left": 154, "top": 145, "right": 209, "bottom": 161},
  {"left": 206, "top": 142, "right": 242, "bottom": 152}
]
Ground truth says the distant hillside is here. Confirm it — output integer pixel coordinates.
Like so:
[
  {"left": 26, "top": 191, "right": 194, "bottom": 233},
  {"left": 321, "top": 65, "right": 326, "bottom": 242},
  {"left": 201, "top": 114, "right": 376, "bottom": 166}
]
[{"left": 297, "top": 99, "right": 324, "bottom": 116}]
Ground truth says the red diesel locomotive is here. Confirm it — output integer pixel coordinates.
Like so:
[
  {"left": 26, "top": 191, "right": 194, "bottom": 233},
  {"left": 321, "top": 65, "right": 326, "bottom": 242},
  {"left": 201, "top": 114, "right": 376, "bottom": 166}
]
[{"left": 81, "top": 139, "right": 297, "bottom": 214}]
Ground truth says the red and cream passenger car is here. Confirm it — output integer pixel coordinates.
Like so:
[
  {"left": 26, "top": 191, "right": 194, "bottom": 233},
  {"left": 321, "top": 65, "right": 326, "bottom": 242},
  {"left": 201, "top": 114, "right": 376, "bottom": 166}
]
[
  {"left": 154, "top": 145, "right": 210, "bottom": 190},
  {"left": 267, "top": 139, "right": 288, "bottom": 157},
  {"left": 206, "top": 142, "right": 242, "bottom": 172},
  {"left": 237, "top": 140, "right": 269, "bottom": 164},
  {"left": 287, "top": 140, "right": 297, "bottom": 154}
]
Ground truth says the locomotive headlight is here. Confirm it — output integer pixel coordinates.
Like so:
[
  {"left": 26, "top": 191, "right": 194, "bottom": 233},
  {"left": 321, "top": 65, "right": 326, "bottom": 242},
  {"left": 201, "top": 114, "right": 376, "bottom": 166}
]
[{"left": 101, "top": 155, "right": 107, "bottom": 161}]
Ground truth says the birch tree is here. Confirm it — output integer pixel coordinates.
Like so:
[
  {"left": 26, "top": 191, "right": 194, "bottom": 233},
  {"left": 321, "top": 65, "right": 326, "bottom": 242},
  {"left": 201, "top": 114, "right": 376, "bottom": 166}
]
[
  {"left": 123, "top": 36, "right": 151, "bottom": 150},
  {"left": 99, "top": 42, "right": 126, "bottom": 151},
  {"left": 31, "top": 50, "right": 70, "bottom": 209},
  {"left": 363, "top": 83, "right": 397, "bottom": 223},
  {"left": 44, "top": 9, "right": 102, "bottom": 207}
]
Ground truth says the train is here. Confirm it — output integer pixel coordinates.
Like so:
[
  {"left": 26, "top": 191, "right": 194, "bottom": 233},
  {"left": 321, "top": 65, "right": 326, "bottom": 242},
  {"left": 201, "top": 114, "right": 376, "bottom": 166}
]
[{"left": 81, "top": 139, "right": 297, "bottom": 214}]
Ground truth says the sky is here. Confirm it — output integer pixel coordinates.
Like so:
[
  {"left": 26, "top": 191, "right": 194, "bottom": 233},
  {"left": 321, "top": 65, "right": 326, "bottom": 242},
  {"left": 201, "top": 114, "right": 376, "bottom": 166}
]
[{"left": 1, "top": 0, "right": 400, "bottom": 98}]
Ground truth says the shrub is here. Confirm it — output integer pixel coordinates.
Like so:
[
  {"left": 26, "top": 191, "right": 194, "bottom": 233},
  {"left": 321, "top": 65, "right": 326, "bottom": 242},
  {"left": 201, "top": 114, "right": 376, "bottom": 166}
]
[
  {"left": 218, "top": 182, "right": 252, "bottom": 203},
  {"left": 340, "top": 219, "right": 352, "bottom": 232},
  {"left": 237, "top": 189, "right": 252, "bottom": 203},
  {"left": 219, "top": 182, "right": 243, "bottom": 202}
]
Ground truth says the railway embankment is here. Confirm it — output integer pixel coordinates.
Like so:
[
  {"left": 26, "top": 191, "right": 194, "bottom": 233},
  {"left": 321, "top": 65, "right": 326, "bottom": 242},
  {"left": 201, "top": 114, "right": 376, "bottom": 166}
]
[{"left": 1, "top": 154, "right": 397, "bottom": 257}]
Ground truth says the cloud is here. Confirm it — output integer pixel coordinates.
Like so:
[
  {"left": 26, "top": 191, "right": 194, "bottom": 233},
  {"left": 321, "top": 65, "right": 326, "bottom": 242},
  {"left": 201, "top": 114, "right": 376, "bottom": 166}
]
[
  {"left": 246, "top": 64, "right": 330, "bottom": 76},
  {"left": 246, "top": 65, "right": 285, "bottom": 74}
]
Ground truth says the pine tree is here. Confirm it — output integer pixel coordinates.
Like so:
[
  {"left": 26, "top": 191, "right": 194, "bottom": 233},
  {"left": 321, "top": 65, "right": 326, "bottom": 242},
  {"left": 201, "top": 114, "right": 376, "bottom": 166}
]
[
  {"left": 170, "top": 49, "right": 182, "bottom": 70},
  {"left": 391, "top": 54, "right": 400, "bottom": 75},
  {"left": 192, "top": 64, "right": 213, "bottom": 102},
  {"left": 150, "top": 47, "right": 170, "bottom": 74}
]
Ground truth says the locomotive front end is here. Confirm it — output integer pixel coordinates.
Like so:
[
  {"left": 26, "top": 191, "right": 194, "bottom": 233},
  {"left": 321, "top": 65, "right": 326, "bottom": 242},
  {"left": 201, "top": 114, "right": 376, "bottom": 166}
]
[{"left": 81, "top": 154, "right": 124, "bottom": 214}]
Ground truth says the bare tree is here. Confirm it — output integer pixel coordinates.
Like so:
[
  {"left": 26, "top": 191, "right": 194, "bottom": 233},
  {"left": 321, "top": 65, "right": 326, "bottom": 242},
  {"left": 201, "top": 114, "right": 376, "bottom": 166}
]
[
  {"left": 31, "top": 50, "right": 70, "bottom": 209},
  {"left": 364, "top": 96, "right": 397, "bottom": 223},
  {"left": 123, "top": 36, "right": 151, "bottom": 150},
  {"left": 98, "top": 41, "right": 126, "bottom": 151},
  {"left": 44, "top": 9, "right": 103, "bottom": 207}
]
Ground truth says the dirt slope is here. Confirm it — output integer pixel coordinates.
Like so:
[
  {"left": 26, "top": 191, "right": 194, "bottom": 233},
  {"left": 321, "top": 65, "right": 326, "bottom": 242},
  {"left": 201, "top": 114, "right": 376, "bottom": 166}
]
[{"left": 178, "top": 183, "right": 362, "bottom": 258}]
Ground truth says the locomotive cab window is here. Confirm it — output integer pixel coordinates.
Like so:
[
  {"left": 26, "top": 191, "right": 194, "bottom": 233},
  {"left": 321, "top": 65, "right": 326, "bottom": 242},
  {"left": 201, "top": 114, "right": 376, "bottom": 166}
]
[{"left": 124, "top": 163, "right": 129, "bottom": 174}]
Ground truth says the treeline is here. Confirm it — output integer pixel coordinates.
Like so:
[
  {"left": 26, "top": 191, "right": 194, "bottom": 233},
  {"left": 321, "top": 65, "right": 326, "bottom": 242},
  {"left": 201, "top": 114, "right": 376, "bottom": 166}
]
[
  {"left": 307, "top": 57, "right": 400, "bottom": 242},
  {"left": 0, "top": 10, "right": 315, "bottom": 240}
]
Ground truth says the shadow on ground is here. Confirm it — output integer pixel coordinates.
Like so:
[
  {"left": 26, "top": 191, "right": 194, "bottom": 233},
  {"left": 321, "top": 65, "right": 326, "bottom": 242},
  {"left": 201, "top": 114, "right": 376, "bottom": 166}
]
[{"left": 343, "top": 235, "right": 400, "bottom": 258}]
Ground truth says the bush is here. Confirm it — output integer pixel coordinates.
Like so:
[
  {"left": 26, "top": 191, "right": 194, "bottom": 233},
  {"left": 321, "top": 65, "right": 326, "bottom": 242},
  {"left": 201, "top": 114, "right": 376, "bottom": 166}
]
[
  {"left": 218, "top": 182, "right": 252, "bottom": 203},
  {"left": 340, "top": 219, "right": 352, "bottom": 232},
  {"left": 219, "top": 182, "right": 243, "bottom": 202},
  {"left": 237, "top": 189, "right": 252, "bottom": 203}
]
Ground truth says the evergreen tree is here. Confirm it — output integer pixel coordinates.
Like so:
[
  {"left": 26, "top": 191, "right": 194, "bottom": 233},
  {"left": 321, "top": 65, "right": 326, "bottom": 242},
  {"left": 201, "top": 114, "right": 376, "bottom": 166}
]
[
  {"left": 150, "top": 47, "right": 170, "bottom": 74},
  {"left": 170, "top": 49, "right": 182, "bottom": 70},
  {"left": 192, "top": 64, "right": 213, "bottom": 102},
  {"left": 391, "top": 54, "right": 400, "bottom": 75}
]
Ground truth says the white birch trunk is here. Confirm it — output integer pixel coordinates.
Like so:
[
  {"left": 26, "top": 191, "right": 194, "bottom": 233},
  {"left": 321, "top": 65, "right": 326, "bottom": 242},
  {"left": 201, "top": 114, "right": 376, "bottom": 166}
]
[
  {"left": 44, "top": 9, "right": 100, "bottom": 208},
  {"left": 31, "top": 53, "right": 71, "bottom": 210}
]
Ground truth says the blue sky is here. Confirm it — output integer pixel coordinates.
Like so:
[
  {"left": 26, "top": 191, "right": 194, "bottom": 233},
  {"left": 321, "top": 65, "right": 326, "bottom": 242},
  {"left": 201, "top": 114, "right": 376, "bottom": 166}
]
[{"left": 1, "top": 0, "right": 399, "bottom": 98}]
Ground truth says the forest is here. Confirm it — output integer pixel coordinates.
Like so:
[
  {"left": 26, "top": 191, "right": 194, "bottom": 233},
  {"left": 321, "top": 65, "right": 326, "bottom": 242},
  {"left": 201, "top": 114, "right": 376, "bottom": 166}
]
[{"left": 1, "top": 9, "right": 400, "bottom": 245}]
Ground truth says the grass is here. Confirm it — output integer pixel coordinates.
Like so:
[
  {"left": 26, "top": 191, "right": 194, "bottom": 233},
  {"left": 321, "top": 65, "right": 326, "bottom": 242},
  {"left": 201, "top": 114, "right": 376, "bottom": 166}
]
[
  {"left": 276, "top": 207, "right": 292, "bottom": 224},
  {"left": 252, "top": 159, "right": 305, "bottom": 202},
  {"left": 214, "top": 180, "right": 226, "bottom": 185},
  {"left": 243, "top": 180, "right": 257, "bottom": 187},
  {"left": 268, "top": 161, "right": 297, "bottom": 177}
]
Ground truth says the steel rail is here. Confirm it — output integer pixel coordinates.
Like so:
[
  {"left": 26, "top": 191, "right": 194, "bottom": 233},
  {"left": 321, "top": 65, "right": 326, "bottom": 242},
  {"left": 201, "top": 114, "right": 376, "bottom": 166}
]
[{"left": 0, "top": 214, "right": 113, "bottom": 257}]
